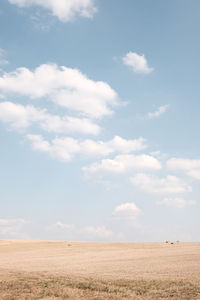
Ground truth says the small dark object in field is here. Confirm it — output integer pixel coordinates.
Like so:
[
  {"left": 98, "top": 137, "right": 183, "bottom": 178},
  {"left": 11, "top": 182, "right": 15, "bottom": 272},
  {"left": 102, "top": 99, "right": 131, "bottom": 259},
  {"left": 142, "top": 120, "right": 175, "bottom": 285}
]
[{"left": 65, "top": 241, "right": 72, "bottom": 247}]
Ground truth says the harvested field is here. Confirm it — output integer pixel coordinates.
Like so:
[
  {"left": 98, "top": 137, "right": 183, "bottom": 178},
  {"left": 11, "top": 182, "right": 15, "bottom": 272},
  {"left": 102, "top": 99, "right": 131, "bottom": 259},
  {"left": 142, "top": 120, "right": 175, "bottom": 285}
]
[{"left": 0, "top": 241, "right": 199, "bottom": 299}]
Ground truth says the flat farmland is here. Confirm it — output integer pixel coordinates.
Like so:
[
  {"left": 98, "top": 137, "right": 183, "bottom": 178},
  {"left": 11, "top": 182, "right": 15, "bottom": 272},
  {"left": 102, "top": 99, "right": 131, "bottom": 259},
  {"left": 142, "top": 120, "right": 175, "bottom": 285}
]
[{"left": 0, "top": 240, "right": 199, "bottom": 299}]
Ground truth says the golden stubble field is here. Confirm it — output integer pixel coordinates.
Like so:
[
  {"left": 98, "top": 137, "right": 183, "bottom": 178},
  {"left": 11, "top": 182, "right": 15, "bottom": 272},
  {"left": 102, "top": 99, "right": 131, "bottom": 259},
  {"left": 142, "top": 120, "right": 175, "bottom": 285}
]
[{"left": 0, "top": 240, "right": 199, "bottom": 299}]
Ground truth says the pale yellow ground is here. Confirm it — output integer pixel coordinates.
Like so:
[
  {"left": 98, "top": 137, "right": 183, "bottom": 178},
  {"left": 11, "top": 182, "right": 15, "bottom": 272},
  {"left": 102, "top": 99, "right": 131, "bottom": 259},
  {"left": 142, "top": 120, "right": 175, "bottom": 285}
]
[{"left": 0, "top": 240, "right": 199, "bottom": 282}]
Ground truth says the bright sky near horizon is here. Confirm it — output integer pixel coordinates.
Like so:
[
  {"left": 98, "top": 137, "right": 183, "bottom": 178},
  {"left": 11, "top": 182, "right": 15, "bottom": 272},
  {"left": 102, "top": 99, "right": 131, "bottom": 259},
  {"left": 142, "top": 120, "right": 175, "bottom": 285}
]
[{"left": 0, "top": 0, "right": 199, "bottom": 241}]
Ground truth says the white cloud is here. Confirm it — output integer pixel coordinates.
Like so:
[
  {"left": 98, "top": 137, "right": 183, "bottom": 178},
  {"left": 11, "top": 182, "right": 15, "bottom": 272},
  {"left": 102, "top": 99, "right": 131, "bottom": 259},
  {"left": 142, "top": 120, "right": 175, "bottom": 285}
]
[
  {"left": 0, "top": 101, "right": 101, "bottom": 135},
  {"left": 166, "top": 158, "right": 200, "bottom": 180},
  {"left": 157, "top": 197, "right": 196, "bottom": 208},
  {"left": 83, "top": 154, "right": 161, "bottom": 177},
  {"left": 0, "top": 101, "right": 41, "bottom": 130},
  {"left": 0, "top": 218, "right": 27, "bottom": 236},
  {"left": 131, "top": 173, "right": 192, "bottom": 195},
  {"left": 148, "top": 104, "right": 170, "bottom": 119},
  {"left": 27, "top": 134, "right": 51, "bottom": 152},
  {"left": 122, "top": 52, "right": 153, "bottom": 74},
  {"left": 26, "top": 135, "right": 147, "bottom": 162},
  {"left": 84, "top": 226, "right": 113, "bottom": 238},
  {"left": 105, "top": 136, "right": 147, "bottom": 153},
  {"left": 187, "top": 169, "right": 200, "bottom": 180},
  {"left": 8, "top": 0, "right": 96, "bottom": 22},
  {"left": 0, "top": 64, "right": 119, "bottom": 119},
  {"left": 113, "top": 202, "right": 141, "bottom": 219},
  {"left": 41, "top": 115, "right": 101, "bottom": 135},
  {"left": 75, "top": 136, "right": 146, "bottom": 158},
  {"left": 166, "top": 158, "right": 200, "bottom": 170}
]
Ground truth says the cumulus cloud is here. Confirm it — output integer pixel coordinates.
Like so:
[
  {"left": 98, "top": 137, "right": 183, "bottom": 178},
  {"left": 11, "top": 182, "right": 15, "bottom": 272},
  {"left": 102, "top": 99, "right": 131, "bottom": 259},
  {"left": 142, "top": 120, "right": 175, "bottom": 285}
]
[
  {"left": 0, "top": 101, "right": 42, "bottom": 130},
  {"left": 148, "top": 104, "right": 170, "bottom": 119},
  {"left": 113, "top": 202, "right": 141, "bottom": 219},
  {"left": 84, "top": 226, "right": 113, "bottom": 238},
  {"left": 166, "top": 158, "right": 200, "bottom": 180},
  {"left": 26, "top": 135, "right": 147, "bottom": 162},
  {"left": 131, "top": 173, "right": 192, "bottom": 195},
  {"left": 0, "top": 218, "right": 27, "bottom": 237},
  {"left": 83, "top": 154, "right": 161, "bottom": 177},
  {"left": 122, "top": 52, "right": 153, "bottom": 74},
  {"left": 0, "top": 101, "right": 101, "bottom": 135},
  {"left": 104, "top": 136, "right": 147, "bottom": 153},
  {"left": 157, "top": 197, "right": 196, "bottom": 208},
  {"left": 0, "top": 64, "right": 119, "bottom": 119},
  {"left": 8, "top": 0, "right": 96, "bottom": 22}
]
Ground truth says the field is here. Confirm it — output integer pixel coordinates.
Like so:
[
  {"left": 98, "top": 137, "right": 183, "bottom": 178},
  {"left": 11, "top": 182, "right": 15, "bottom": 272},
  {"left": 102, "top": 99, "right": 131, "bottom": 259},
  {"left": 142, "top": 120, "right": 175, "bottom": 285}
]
[{"left": 0, "top": 240, "right": 199, "bottom": 299}]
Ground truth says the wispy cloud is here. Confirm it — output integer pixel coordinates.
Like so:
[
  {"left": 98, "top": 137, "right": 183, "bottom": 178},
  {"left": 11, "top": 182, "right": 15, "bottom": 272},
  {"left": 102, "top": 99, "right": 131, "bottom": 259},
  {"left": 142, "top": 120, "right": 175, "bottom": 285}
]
[
  {"left": 0, "top": 48, "right": 9, "bottom": 65},
  {"left": 147, "top": 104, "right": 170, "bottom": 119},
  {"left": 48, "top": 221, "right": 113, "bottom": 240},
  {"left": 48, "top": 221, "right": 75, "bottom": 232},
  {"left": 0, "top": 48, "right": 5, "bottom": 56},
  {"left": 84, "top": 226, "right": 113, "bottom": 238},
  {"left": 157, "top": 197, "right": 196, "bottom": 208},
  {"left": 0, "top": 218, "right": 27, "bottom": 237}
]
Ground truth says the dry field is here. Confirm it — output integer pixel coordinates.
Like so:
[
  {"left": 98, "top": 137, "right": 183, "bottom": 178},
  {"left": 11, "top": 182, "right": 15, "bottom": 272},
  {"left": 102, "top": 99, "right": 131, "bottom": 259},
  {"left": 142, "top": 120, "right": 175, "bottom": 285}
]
[{"left": 0, "top": 240, "right": 199, "bottom": 299}]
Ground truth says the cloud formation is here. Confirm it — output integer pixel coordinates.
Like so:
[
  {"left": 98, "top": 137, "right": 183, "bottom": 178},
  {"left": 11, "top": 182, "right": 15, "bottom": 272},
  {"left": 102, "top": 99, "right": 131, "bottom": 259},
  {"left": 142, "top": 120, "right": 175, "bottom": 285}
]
[
  {"left": 113, "top": 202, "right": 141, "bottom": 219},
  {"left": 83, "top": 154, "right": 161, "bottom": 177},
  {"left": 0, "top": 64, "right": 119, "bottom": 119},
  {"left": 167, "top": 158, "right": 200, "bottom": 180},
  {"left": 148, "top": 104, "right": 170, "bottom": 119},
  {"left": 157, "top": 197, "right": 196, "bottom": 208},
  {"left": 131, "top": 173, "right": 192, "bottom": 195},
  {"left": 8, "top": 0, "right": 96, "bottom": 22},
  {"left": 0, "top": 101, "right": 101, "bottom": 135},
  {"left": 123, "top": 52, "right": 153, "bottom": 74},
  {"left": 27, "top": 135, "right": 147, "bottom": 162}
]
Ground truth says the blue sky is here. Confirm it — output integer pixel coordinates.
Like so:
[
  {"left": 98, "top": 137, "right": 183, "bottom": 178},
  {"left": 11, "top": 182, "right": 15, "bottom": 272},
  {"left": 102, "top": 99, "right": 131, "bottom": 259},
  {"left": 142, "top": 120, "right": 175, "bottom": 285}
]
[{"left": 0, "top": 0, "right": 199, "bottom": 241}]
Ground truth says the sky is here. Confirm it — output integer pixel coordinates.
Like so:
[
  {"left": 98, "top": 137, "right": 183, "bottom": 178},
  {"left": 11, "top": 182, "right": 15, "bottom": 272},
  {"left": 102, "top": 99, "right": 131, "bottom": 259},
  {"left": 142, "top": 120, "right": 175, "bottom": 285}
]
[{"left": 0, "top": 0, "right": 199, "bottom": 242}]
